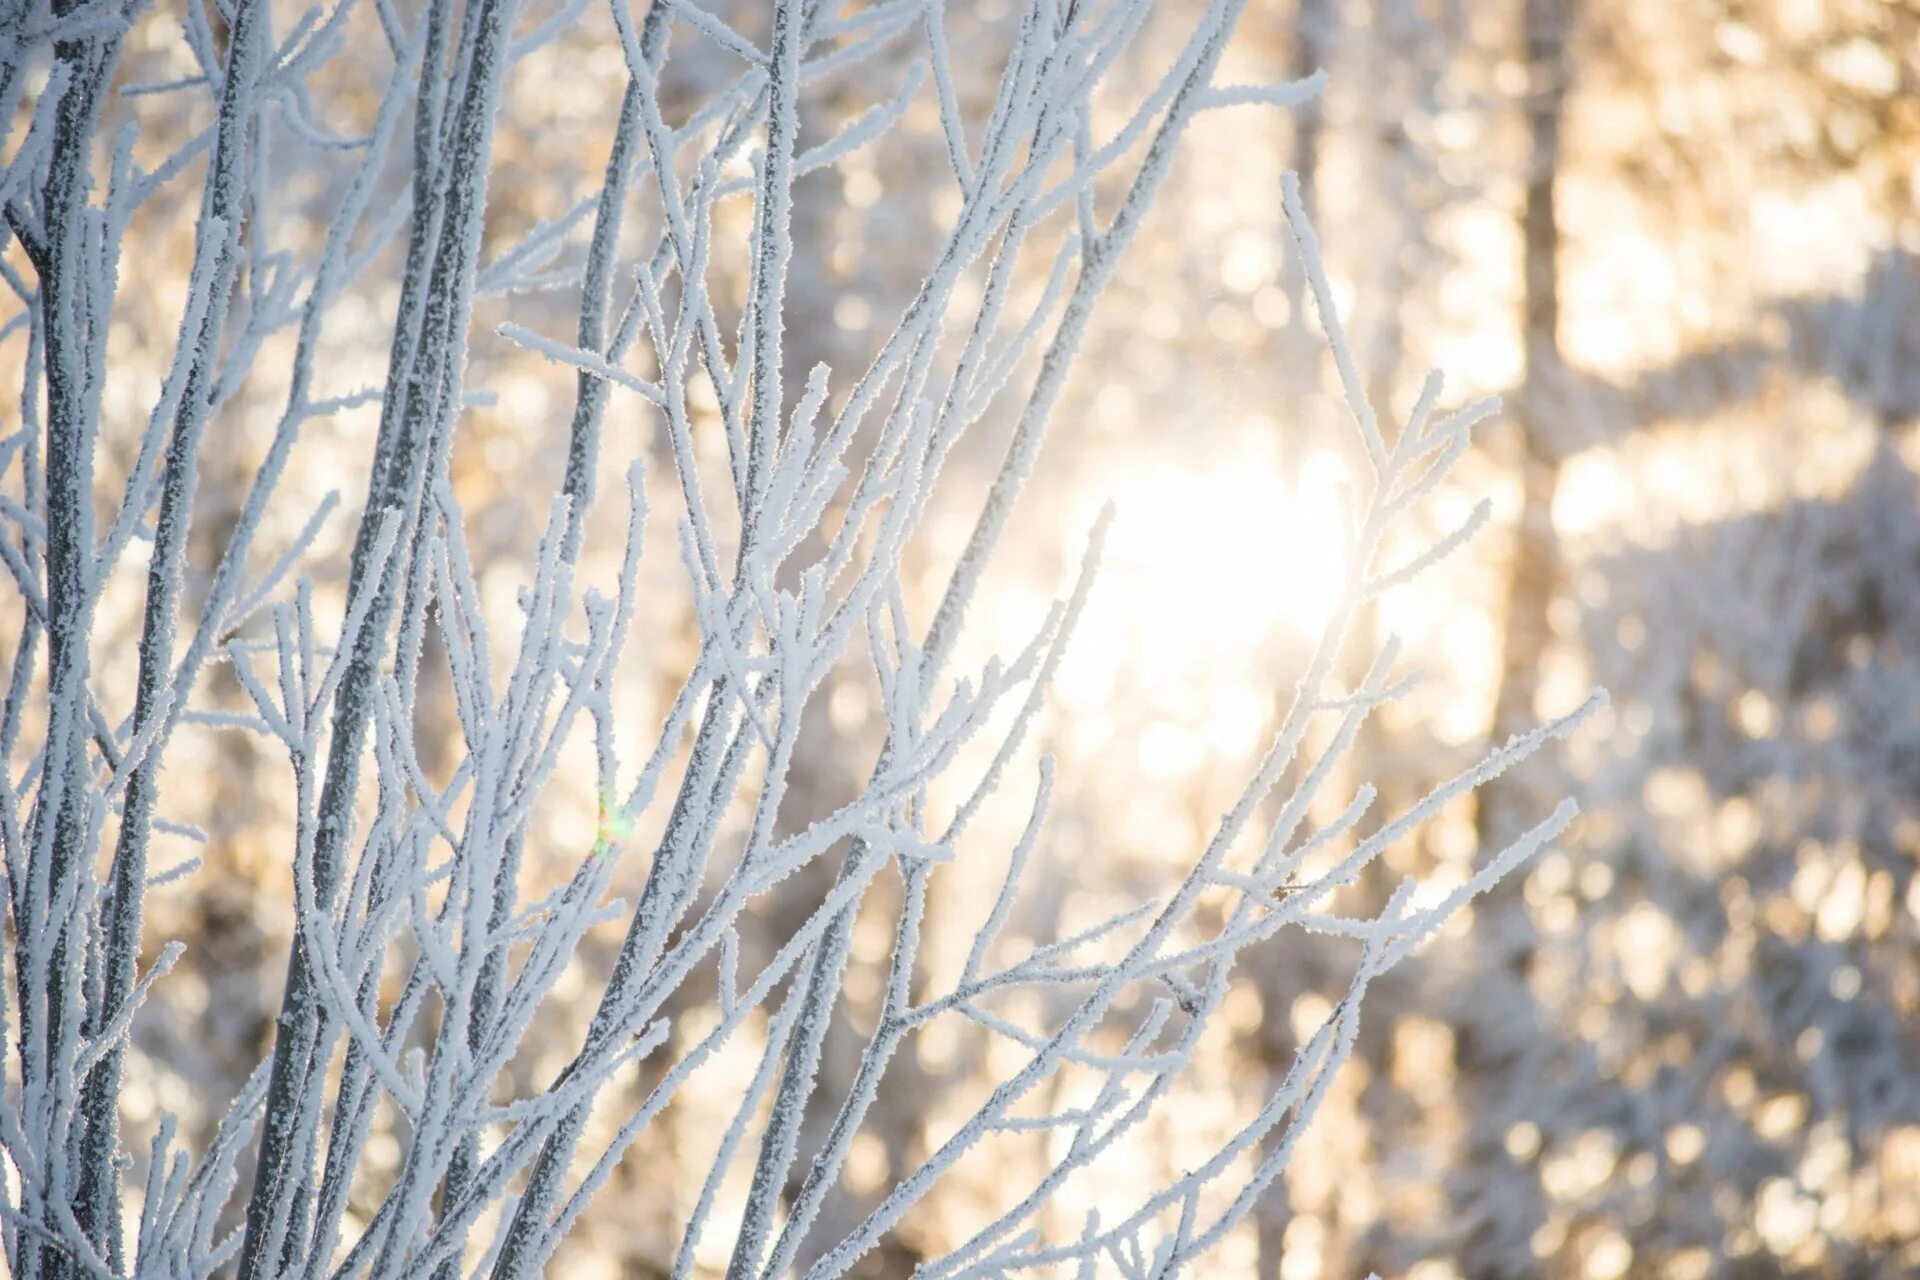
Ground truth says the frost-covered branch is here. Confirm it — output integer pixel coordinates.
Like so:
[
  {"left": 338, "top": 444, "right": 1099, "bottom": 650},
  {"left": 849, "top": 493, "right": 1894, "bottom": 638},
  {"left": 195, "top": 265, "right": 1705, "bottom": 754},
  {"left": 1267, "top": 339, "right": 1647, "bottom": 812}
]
[{"left": 0, "top": 0, "right": 1595, "bottom": 1276}]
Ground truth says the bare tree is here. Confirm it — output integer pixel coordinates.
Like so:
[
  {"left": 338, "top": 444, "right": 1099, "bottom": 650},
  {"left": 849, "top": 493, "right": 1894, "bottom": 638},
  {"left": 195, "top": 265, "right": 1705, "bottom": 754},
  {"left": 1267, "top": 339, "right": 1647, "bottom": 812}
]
[{"left": 0, "top": 0, "right": 1593, "bottom": 1276}]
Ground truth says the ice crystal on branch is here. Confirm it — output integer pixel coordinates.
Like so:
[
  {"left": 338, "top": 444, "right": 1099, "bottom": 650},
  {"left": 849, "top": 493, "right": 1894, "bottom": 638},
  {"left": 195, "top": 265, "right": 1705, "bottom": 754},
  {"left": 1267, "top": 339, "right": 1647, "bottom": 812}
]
[{"left": 0, "top": 0, "right": 1593, "bottom": 1276}]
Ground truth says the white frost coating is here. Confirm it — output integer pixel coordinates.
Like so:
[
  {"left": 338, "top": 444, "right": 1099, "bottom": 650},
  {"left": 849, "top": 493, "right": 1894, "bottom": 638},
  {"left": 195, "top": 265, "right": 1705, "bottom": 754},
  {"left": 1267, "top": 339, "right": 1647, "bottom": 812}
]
[
  {"left": 494, "top": 322, "right": 666, "bottom": 403},
  {"left": 0, "top": 1, "right": 1597, "bottom": 1277}
]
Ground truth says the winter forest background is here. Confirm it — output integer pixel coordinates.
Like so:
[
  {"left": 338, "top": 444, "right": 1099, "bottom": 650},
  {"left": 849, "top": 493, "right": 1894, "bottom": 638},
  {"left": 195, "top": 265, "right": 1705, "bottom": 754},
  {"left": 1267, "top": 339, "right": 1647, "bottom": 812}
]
[{"left": 1, "top": 0, "right": 1918, "bottom": 1276}]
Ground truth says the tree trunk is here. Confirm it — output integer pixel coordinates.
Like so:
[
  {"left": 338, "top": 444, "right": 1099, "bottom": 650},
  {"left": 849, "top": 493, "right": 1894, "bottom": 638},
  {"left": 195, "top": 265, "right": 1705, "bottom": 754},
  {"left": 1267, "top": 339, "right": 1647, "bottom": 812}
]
[{"left": 1477, "top": 0, "right": 1569, "bottom": 853}]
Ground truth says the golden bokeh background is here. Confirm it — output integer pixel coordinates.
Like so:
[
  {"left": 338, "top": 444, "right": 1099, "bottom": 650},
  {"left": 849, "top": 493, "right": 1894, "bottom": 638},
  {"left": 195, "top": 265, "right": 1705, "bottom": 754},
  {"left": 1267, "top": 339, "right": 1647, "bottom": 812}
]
[{"left": 5, "top": 0, "right": 1919, "bottom": 1275}]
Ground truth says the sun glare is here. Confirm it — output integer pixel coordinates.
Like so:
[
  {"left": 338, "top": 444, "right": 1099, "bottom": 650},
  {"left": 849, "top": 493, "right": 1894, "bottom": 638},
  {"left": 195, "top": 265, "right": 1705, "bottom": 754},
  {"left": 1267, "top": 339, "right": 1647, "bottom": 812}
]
[{"left": 1074, "top": 449, "right": 1351, "bottom": 697}]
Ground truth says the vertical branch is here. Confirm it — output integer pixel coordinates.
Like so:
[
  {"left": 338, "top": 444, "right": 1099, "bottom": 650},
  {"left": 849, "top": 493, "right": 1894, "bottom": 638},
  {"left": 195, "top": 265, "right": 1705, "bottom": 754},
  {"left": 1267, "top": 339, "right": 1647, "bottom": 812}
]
[
  {"left": 1278, "top": 0, "right": 1334, "bottom": 391},
  {"left": 743, "top": 0, "right": 804, "bottom": 520},
  {"left": 238, "top": 0, "right": 526, "bottom": 1268},
  {"left": 16, "top": 2, "right": 125, "bottom": 1274},
  {"left": 430, "top": 42, "right": 653, "bottom": 1280},
  {"left": 76, "top": 0, "right": 268, "bottom": 1261}
]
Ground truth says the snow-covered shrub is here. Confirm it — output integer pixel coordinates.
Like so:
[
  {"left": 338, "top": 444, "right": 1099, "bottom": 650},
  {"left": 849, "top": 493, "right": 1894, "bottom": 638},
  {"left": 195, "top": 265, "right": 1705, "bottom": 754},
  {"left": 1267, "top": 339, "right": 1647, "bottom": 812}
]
[
  {"left": 1429, "top": 436, "right": 1920, "bottom": 1279},
  {"left": 0, "top": 0, "right": 1594, "bottom": 1275}
]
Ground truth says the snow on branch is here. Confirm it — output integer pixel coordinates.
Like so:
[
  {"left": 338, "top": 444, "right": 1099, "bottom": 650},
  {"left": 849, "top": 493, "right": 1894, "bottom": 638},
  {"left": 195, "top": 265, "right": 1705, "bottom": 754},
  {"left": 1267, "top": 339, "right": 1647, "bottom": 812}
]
[{"left": 0, "top": 1, "right": 1595, "bottom": 1277}]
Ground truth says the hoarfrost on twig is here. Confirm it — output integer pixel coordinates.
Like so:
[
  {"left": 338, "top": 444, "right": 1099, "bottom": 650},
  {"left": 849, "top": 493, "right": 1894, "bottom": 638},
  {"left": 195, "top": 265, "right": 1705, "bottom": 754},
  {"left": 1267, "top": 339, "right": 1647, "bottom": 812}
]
[{"left": 0, "top": 1, "right": 1597, "bottom": 1276}]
